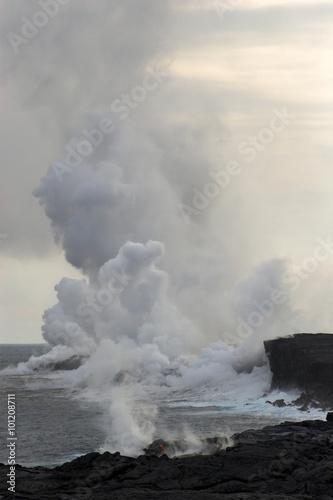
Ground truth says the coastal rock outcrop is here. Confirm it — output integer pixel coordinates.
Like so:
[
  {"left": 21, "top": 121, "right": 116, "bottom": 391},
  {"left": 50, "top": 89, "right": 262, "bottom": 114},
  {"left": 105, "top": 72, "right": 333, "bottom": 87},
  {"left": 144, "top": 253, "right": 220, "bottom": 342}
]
[{"left": 264, "top": 333, "right": 333, "bottom": 405}]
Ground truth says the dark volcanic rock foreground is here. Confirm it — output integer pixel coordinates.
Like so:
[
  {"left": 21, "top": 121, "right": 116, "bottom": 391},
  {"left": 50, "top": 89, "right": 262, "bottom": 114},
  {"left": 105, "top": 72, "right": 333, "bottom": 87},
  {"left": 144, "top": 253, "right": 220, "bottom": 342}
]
[{"left": 1, "top": 419, "right": 332, "bottom": 500}]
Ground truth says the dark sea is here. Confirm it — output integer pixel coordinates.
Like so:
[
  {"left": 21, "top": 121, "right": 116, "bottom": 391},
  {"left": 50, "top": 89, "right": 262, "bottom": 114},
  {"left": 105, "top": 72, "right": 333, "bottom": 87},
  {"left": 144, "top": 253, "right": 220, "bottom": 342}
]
[
  {"left": 0, "top": 344, "right": 326, "bottom": 467},
  {"left": 0, "top": 345, "right": 105, "bottom": 467}
]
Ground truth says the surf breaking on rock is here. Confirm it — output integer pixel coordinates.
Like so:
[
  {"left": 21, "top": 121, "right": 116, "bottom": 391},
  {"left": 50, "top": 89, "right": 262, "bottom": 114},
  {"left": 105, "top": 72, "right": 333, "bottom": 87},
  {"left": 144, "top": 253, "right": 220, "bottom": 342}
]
[{"left": 2, "top": 109, "right": 309, "bottom": 455}]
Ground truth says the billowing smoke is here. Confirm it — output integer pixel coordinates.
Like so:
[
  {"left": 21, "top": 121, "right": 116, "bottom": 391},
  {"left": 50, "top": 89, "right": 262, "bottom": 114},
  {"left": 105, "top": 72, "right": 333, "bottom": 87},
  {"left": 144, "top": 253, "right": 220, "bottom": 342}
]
[
  {"left": 1, "top": 0, "right": 328, "bottom": 457},
  {"left": 25, "top": 119, "right": 303, "bottom": 454}
]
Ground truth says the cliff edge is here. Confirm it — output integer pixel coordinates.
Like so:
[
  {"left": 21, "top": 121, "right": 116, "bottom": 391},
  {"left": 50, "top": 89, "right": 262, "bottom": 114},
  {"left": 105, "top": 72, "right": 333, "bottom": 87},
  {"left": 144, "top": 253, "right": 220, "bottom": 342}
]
[{"left": 264, "top": 333, "right": 333, "bottom": 403}]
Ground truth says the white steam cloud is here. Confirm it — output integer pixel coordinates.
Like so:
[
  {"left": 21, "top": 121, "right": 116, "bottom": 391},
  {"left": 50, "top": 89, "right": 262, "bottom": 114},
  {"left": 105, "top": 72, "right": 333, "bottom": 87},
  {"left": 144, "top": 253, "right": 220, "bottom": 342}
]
[
  {"left": 1, "top": 1, "right": 311, "bottom": 455},
  {"left": 20, "top": 119, "right": 303, "bottom": 454}
]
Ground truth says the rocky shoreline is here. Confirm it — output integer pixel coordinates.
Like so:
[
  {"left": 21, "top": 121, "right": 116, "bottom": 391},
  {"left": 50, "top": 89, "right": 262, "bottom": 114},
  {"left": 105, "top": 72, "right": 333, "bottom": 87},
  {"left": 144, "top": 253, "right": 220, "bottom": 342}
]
[
  {"left": 1, "top": 333, "right": 332, "bottom": 499},
  {"left": 264, "top": 333, "right": 333, "bottom": 408},
  {"left": 1, "top": 416, "right": 332, "bottom": 500}
]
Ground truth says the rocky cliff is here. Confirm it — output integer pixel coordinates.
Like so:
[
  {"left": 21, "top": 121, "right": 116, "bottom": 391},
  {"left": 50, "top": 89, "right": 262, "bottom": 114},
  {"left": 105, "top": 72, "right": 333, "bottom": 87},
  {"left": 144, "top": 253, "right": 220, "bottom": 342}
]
[{"left": 264, "top": 333, "right": 333, "bottom": 403}]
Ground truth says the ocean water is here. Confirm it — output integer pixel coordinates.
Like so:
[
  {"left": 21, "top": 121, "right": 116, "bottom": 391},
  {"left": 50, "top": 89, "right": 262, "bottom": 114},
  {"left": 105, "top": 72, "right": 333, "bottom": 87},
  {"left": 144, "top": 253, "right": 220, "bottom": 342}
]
[
  {"left": 0, "top": 344, "right": 326, "bottom": 467},
  {"left": 0, "top": 345, "right": 105, "bottom": 467}
]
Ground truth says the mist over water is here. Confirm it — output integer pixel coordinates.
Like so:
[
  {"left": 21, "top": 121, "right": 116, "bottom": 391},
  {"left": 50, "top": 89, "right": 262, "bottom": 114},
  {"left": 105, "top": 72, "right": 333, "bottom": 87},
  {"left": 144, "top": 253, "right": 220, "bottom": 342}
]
[
  {"left": 4, "top": 118, "right": 306, "bottom": 456},
  {"left": 3, "top": 0, "right": 331, "bottom": 458}
]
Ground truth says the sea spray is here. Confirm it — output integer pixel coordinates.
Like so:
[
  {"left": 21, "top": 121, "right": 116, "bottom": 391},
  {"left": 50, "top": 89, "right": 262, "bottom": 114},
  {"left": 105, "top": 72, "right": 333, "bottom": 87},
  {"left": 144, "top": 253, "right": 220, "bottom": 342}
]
[{"left": 15, "top": 122, "right": 304, "bottom": 454}]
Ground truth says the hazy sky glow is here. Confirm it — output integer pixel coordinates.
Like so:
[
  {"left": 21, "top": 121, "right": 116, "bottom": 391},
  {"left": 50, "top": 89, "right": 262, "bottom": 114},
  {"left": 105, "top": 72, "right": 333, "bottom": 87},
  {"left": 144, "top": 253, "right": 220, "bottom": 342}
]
[{"left": 1, "top": 0, "right": 333, "bottom": 343}]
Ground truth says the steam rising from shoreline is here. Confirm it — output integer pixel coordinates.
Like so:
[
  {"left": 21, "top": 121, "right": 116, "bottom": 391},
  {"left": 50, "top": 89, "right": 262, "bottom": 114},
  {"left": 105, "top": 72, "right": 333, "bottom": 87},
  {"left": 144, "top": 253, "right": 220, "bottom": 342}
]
[
  {"left": 6, "top": 120, "right": 301, "bottom": 454},
  {"left": 2, "top": 0, "right": 332, "bottom": 457}
]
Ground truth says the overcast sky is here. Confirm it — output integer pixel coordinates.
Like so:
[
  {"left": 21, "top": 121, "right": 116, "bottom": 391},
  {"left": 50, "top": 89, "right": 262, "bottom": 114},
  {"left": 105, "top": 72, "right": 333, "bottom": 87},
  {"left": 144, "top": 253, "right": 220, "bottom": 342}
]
[{"left": 1, "top": 0, "right": 333, "bottom": 344}]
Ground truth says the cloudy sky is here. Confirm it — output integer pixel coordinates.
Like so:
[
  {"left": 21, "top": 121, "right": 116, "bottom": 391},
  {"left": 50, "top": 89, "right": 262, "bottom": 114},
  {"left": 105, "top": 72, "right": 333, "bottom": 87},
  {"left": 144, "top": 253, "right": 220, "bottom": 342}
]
[{"left": 1, "top": 0, "right": 333, "bottom": 344}]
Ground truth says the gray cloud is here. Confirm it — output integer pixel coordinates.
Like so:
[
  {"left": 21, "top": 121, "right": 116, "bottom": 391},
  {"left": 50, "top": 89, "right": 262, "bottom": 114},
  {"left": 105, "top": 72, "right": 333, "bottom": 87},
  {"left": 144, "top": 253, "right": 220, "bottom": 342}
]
[
  {"left": 1, "top": 0, "right": 174, "bottom": 257},
  {"left": 1, "top": 0, "right": 333, "bottom": 345}
]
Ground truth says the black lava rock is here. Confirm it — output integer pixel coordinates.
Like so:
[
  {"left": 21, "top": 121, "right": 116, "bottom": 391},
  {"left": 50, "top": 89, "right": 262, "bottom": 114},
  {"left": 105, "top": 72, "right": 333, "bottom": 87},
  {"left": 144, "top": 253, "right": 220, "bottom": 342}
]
[
  {"left": 264, "top": 333, "right": 333, "bottom": 406},
  {"left": 1, "top": 419, "right": 332, "bottom": 499}
]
